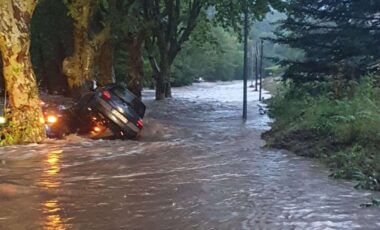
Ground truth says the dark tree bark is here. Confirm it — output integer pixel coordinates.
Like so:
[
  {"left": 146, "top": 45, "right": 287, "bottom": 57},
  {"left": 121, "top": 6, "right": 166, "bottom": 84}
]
[
  {"left": 42, "top": 42, "right": 69, "bottom": 95},
  {"left": 125, "top": 32, "right": 145, "bottom": 99},
  {"left": 96, "top": 35, "right": 114, "bottom": 86}
]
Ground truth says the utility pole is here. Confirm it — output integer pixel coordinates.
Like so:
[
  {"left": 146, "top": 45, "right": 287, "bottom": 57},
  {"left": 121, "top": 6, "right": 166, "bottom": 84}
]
[
  {"left": 243, "top": 4, "right": 249, "bottom": 120},
  {"left": 259, "top": 40, "right": 264, "bottom": 101},
  {"left": 255, "top": 41, "right": 259, "bottom": 91},
  {"left": 249, "top": 43, "right": 255, "bottom": 88}
]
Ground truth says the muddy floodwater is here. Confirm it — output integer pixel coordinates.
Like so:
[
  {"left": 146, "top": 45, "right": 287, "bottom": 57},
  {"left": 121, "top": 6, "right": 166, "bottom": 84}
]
[{"left": 1, "top": 81, "right": 379, "bottom": 230}]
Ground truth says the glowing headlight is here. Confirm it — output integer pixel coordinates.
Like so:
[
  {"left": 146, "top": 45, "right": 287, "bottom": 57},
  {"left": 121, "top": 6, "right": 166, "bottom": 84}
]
[
  {"left": 93, "top": 126, "right": 101, "bottom": 133},
  {"left": 47, "top": 115, "right": 58, "bottom": 124}
]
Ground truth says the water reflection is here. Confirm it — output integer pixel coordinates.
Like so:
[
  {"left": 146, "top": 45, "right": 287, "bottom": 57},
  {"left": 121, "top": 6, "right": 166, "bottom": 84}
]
[
  {"left": 42, "top": 199, "right": 65, "bottom": 230},
  {"left": 40, "top": 150, "right": 62, "bottom": 188},
  {"left": 40, "top": 150, "right": 66, "bottom": 230}
]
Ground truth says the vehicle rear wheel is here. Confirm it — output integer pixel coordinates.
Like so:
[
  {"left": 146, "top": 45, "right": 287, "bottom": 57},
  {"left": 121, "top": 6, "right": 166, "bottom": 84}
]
[{"left": 107, "top": 120, "right": 128, "bottom": 139}]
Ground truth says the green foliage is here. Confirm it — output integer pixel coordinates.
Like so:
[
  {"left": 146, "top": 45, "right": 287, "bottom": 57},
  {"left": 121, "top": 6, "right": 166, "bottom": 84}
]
[
  {"left": 139, "top": 0, "right": 283, "bottom": 98},
  {"left": 29, "top": 0, "right": 285, "bottom": 96},
  {"left": 114, "top": 47, "right": 129, "bottom": 82},
  {"left": 210, "top": 0, "right": 285, "bottom": 33},
  {"left": 0, "top": 119, "right": 44, "bottom": 146},
  {"left": 267, "top": 77, "right": 380, "bottom": 190},
  {"left": 171, "top": 26, "right": 243, "bottom": 86},
  {"left": 63, "top": 0, "right": 96, "bottom": 29},
  {"left": 113, "top": 24, "right": 244, "bottom": 87},
  {"left": 329, "top": 145, "right": 378, "bottom": 187},
  {"left": 111, "top": 0, "right": 146, "bottom": 40},
  {"left": 272, "top": 0, "right": 380, "bottom": 84},
  {"left": 0, "top": 126, "right": 15, "bottom": 146},
  {"left": 266, "top": 0, "right": 380, "bottom": 192}
]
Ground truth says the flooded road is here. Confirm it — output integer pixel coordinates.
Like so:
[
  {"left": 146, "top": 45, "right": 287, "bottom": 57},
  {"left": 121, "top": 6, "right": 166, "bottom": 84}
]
[{"left": 1, "top": 81, "right": 379, "bottom": 229}]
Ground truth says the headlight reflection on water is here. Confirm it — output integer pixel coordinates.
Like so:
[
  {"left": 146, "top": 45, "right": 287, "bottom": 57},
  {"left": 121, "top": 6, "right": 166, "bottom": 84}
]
[
  {"left": 40, "top": 150, "right": 67, "bottom": 230},
  {"left": 41, "top": 150, "right": 63, "bottom": 188},
  {"left": 42, "top": 199, "right": 66, "bottom": 230}
]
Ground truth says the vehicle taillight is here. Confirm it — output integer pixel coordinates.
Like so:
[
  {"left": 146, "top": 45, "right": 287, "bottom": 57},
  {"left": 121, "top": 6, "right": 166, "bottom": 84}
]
[
  {"left": 137, "top": 119, "right": 143, "bottom": 129},
  {"left": 102, "top": 90, "right": 111, "bottom": 100}
]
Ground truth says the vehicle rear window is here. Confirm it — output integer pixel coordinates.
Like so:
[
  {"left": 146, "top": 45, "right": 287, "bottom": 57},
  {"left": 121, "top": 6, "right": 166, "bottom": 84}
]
[{"left": 112, "top": 86, "right": 146, "bottom": 118}]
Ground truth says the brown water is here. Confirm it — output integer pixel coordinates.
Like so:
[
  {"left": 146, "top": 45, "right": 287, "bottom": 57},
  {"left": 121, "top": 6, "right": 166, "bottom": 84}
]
[{"left": 0, "top": 81, "right": 379, "bottom": 230}]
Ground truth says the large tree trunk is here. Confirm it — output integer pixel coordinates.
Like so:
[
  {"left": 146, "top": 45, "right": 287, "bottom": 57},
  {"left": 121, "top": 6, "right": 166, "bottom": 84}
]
[
  {"left": 0, "top": 54, "right": 4, "bottom": 96},
  {"left": 155, "top": 71, "right": 165, "bottom": 100},
  {"left": 154, "top": 34, "right": 182, "bottom": 100},
  {"left": 63, "top": 26, "right": 111, "bottom": 97},
  {"left": 153, "top": 59, "right": 172, "bottom": 100},
  {"left": 160, "top": 54, "right": 173, "bottom": 99},
  {"left": 63, "top": 1, "right": 110, "bottom": 97},
  {"left": 155, "top": 46, "right": 172, "bottom": 100},
  {"left": 0, "top": 0, "right": 45, "bottom": 144},
  {"left": 62, "top": 24, "right": 95, "bottom": 97},
  {"left": 126, "top": 33, "right": 144, "bottom": 99},
  {"left": 96, "top": 36, "right": 114, "bottom": 86}
]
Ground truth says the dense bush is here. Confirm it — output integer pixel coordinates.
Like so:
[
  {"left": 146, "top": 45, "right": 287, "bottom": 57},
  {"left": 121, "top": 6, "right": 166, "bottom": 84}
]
[{"left": 266, "top": 77, "right": 380, "bottom": 190}]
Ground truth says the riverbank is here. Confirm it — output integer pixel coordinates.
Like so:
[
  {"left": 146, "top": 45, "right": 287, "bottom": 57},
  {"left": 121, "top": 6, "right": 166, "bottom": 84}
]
[{"left": 262, "top": 77, "right": 380, "bottom": 194}]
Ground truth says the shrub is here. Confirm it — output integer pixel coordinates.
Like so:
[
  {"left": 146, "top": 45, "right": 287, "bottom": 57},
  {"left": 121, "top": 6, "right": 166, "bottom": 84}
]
[{"left": 266, "top": 76, "right": 380, "bottom": 190}]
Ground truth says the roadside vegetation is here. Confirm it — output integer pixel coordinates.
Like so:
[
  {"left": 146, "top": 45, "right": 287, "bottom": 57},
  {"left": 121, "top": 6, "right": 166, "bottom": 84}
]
[
  {"left": 263, "top": 0, "right": 380, "bottom": 191},
  {"left": 264, "top": 77, "right": 380, "bottom": 190}
]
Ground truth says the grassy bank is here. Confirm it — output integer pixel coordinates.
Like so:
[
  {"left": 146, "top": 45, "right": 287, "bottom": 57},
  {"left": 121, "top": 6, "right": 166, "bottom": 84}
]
[{"left": 263, "top": 77, "right": 380, "bottom": 191}]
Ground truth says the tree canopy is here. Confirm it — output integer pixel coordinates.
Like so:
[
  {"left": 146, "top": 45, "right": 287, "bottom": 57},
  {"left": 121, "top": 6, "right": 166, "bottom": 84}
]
[
  {"left": 0, "top": 0, "right": 283, "bottom": 144},
  {"left": 272, "top": 0, "right": 380, "bottom": 85}
]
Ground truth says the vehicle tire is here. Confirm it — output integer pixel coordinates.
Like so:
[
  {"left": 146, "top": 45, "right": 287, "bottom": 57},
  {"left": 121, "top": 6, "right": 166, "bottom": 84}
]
[
  {"left": 107, "top": 120, "right": 126, "bottom": 139},
  {"left": 106, "top": 119, "right": 138, "bottom": 140}
]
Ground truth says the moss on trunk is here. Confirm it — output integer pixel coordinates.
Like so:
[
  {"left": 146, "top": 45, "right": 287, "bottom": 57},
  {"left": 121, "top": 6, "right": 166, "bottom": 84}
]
[
  {"left": 63, "top": 0, "right": 111, "bottom": 94},
  {"left": 0, "top": 0, "right": 45, "bottom": 145}
]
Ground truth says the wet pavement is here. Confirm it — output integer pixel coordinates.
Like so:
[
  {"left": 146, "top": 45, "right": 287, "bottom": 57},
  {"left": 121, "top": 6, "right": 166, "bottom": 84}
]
[{"left": 0, "top": 81, "right": 380, "bottom": 230}]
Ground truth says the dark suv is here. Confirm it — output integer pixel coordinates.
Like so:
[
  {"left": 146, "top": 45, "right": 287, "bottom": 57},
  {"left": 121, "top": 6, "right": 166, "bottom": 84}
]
[
  {"left": 43, "top": 84, "right": 145, "bottom": 139},
  {"left": 73, "top": 84, "right": 146, "bottom": 139}
]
